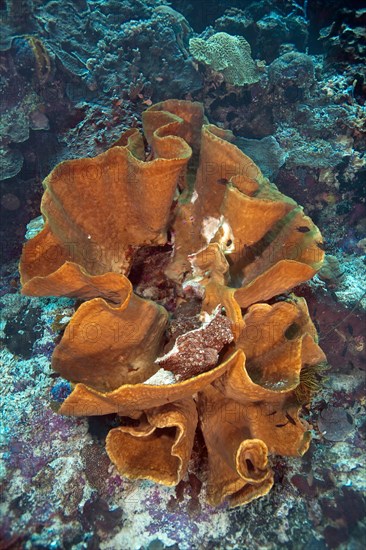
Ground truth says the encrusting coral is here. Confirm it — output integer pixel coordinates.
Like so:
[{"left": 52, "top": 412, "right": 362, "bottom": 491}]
[{"left": 19, "top": 99, "right": 326, "bottom": 507}]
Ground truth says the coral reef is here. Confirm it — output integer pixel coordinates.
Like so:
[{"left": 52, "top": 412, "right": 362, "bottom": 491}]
[
  {"left": 215, "top": 4, "right": 308, "bottom": 63},
  {"left": 194, "top": 33, "right": 365, "bottom": 255},
  {"left": 0, "top": 0, "right": 202, "bottom": 262},
  {"left": 268, "top": 52, "right": 315, "bottom": 101},
  {"left": 320, "top": 7, "right": 366, "bottom": 68},
  {"left": 1, "top": 0, "right": 365, "bottom": 547},
  {"left": 19, "top": 99, "right": 325, "bottom": 508}
]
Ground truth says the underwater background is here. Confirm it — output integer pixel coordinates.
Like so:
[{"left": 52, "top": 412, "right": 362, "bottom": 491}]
[{"left": 0, "top": 0, "right": 365, "bottom": 548}]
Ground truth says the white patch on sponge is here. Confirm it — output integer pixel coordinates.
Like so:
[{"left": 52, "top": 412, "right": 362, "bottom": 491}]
[
  {"left": 201, "top": 215, "right": 235, "bottom": 253},
  {"left": 201, "top": 216, "right": 221, "bottom": 243},
  {"left": 143, "top": 368, "right": 177, "bottom": 386}
]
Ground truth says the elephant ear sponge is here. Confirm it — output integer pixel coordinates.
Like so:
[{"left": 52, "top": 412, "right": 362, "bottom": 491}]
[
  {"left": 189, "top": 32, "right": 259, "bottom": 86},
  {"left": 19, "top": 99, "right": 325, "bottom": 508}
]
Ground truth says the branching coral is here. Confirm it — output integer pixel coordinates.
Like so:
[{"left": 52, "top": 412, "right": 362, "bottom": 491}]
[{"left": 20, "top": 99, "right": 325, "bottom": 507}]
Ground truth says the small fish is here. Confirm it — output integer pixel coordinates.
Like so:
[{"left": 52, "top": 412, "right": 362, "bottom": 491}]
[
  {"left": 316, "top": 241, "right": 326, "bottom": 250},
  {"left": 285, "top": 412, "right": 297, "bottom": 425},
  {"left": 297, "top": 226, "right": 310, "bottom": 233},
  {"left": 276, "top": 422, "right": 288, "bottom": 428}
]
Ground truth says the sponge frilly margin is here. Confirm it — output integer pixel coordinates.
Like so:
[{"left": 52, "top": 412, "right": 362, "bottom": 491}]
[
  {"left": 106, "top": 399, "right": 197, "bottom": 486},
  {"left": 19, "top": 99, "right": 326, "bottom": 508},
  {"left": 19, "top": 101, "right": 202, "bottom": 286}
]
